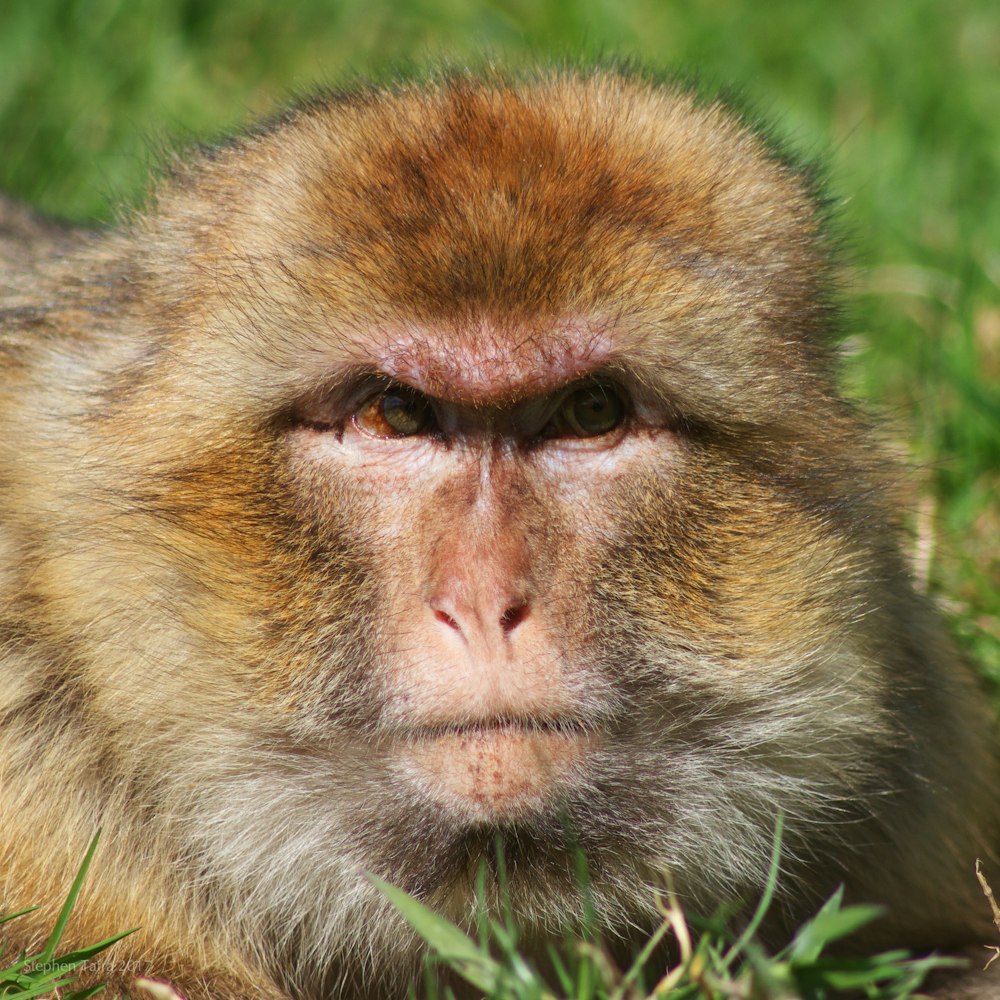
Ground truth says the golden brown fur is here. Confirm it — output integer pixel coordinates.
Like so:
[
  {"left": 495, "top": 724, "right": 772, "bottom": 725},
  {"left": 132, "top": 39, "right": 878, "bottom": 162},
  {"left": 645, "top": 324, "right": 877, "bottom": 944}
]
[{"left": 1, "top": 69, "right": 998, "bottom": 999}]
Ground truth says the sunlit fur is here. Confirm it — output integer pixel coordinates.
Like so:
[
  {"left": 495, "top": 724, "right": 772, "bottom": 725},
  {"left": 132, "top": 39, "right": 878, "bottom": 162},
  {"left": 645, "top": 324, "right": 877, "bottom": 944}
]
[{"left": 1, "top": 68, "right": 998, "bottom": 1000}]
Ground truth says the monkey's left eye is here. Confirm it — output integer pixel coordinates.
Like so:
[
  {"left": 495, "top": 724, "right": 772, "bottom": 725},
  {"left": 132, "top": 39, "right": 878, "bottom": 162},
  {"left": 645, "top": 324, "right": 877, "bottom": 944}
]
[
  {"left": 354, "top": 387, "right": 436, "bottom": 438},
  {"left": 549, "top": 382, "right": 627, "bottom": 438}
]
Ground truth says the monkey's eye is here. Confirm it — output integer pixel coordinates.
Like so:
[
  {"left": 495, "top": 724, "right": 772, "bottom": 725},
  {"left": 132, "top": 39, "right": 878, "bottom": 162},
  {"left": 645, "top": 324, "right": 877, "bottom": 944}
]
[
  {"left": 354, "top": 387, "right": 436, "bottom": 438},
  {"left": 549, "top": 382, "right": 627, "bottom": 438}
]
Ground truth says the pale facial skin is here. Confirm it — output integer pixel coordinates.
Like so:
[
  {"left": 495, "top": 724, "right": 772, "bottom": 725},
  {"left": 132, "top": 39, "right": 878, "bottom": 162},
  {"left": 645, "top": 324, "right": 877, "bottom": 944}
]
[{"left": 288, "top": 322, "right": 680, "bottom": 822}]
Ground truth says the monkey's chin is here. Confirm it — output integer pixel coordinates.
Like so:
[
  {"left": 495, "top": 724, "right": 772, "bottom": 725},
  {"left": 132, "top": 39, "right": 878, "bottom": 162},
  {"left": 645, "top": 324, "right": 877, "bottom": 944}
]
[{"left": 403, "top": 728, "right": 592, "bottom": 822}]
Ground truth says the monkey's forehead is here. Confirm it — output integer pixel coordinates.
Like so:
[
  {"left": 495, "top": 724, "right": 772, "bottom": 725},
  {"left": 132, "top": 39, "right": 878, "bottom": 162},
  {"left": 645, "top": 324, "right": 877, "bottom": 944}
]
[{"left": 140, "top": 70, "right": 834, "bottom": 413}]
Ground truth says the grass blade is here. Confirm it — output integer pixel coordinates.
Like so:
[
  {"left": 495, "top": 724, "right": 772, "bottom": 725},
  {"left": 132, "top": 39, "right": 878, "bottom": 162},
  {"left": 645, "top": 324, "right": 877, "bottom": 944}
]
[{"left": 38, "top": 831, "right": 102, "bottom": 965}]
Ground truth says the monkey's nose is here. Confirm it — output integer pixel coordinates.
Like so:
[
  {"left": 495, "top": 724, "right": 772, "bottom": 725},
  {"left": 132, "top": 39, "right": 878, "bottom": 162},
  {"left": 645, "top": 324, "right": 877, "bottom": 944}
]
[{"left": 430, "top": 590, "right": 530, "bottom": 647}]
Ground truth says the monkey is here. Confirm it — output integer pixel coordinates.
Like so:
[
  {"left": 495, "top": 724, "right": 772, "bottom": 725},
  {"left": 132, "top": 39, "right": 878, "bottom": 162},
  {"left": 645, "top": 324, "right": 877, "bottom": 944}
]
[{"left": 1, "top": 67, "right": 998, "bottom": 1000}]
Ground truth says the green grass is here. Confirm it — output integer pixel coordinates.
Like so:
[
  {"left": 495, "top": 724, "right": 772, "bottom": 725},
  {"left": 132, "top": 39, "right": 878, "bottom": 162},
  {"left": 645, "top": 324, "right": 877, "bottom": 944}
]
[
  {"left": 377, "top": 824, "right": 960, "bottom": 999},
  {"left": 390, "top": 888, "right": 955, "bottom": 999},
  {"left": 1, "top": 0, "right": 995, "bottom": 674},
  {"left": 0, "top": 828, "right": 953, "bottom": 1000},
  {"left": 0, "top": 834, "right": 134, "bottom": 1000}
]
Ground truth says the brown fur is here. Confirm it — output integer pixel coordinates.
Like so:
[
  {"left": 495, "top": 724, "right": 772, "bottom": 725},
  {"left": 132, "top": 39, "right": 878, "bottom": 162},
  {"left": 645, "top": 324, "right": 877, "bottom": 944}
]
[{"left": 0, "top": 69, "right": 997, "bottom": 999}]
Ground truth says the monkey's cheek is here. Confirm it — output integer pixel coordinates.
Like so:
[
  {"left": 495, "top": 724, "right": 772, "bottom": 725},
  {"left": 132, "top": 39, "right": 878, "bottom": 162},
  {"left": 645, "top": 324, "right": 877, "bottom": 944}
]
[{"left": 401, "top": 731, "right": 592, "bottom": 821}]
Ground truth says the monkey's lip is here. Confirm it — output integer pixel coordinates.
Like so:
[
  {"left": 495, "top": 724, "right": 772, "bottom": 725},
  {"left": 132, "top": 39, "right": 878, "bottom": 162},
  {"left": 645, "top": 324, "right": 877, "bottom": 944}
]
[{"left": 402, "top": 720, "right": 594, "bottom": 818}]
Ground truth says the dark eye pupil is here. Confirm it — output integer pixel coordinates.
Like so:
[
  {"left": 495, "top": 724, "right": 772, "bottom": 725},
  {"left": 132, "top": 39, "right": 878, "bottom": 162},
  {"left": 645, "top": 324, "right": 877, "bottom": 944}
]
[
  {"left": 566, "top": 384, "right": 624, "bottom": 436},
  {"left": 382, "top": 392, "right": 429, "bottom": 435}
]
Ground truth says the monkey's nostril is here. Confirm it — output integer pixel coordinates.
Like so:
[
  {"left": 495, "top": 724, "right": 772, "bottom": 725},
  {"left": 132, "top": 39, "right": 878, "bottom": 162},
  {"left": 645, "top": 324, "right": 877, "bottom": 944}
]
[
  {"left": 499, "top": 603, "right": 529, "bottom": 634},
  {"left": 435, "top": 609, "right": 461, "bottom": 631}
]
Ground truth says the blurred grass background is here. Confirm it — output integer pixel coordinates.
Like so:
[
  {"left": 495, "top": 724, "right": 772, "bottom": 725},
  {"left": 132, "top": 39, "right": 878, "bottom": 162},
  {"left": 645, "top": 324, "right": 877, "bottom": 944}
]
[{"left": 1, "top": 0, "right": 997, "bottom": 674}]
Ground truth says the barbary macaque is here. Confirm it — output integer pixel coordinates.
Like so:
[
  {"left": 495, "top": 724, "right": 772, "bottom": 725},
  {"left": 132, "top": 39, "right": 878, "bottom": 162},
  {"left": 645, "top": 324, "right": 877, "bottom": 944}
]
[{"left": 0, "top": 69, "right": 997, "bottom": 999}]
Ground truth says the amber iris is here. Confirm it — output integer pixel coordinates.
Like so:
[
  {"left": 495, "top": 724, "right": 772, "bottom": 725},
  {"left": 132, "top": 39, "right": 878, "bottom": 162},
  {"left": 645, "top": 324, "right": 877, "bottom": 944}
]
[{"left": 355, "top": 388, "right": 434, "bottom": 438}]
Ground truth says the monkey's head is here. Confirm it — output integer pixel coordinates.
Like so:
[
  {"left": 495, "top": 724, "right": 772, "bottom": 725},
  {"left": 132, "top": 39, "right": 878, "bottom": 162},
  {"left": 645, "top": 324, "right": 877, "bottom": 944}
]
[{"left": 6, "top": 69, "right": 988, "bottom": 988}]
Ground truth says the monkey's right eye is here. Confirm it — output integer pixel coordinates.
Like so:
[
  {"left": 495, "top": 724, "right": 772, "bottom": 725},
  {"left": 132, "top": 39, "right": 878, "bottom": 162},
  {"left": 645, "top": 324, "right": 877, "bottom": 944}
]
[{"left": 354, "top": 387, "right": 436, "bottom": 438}]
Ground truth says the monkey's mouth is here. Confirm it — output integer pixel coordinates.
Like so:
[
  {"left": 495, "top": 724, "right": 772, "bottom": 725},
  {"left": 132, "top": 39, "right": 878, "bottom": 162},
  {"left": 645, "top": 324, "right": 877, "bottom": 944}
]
[
  {"left": 400, "top": 718, "right": 595, "bottom": 819},
  {"left": 409, "top": 716, "right": 591, "bottom": 739}
]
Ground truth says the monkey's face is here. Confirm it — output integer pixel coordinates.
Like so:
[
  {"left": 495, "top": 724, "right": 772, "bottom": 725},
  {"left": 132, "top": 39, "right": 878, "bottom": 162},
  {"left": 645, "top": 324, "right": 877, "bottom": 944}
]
[
  {"left": 88, "top": 77, "right": 893, "bottom": 945},
  {"left": 286, "top": 331, "right": 656, "bottom": 816}
]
